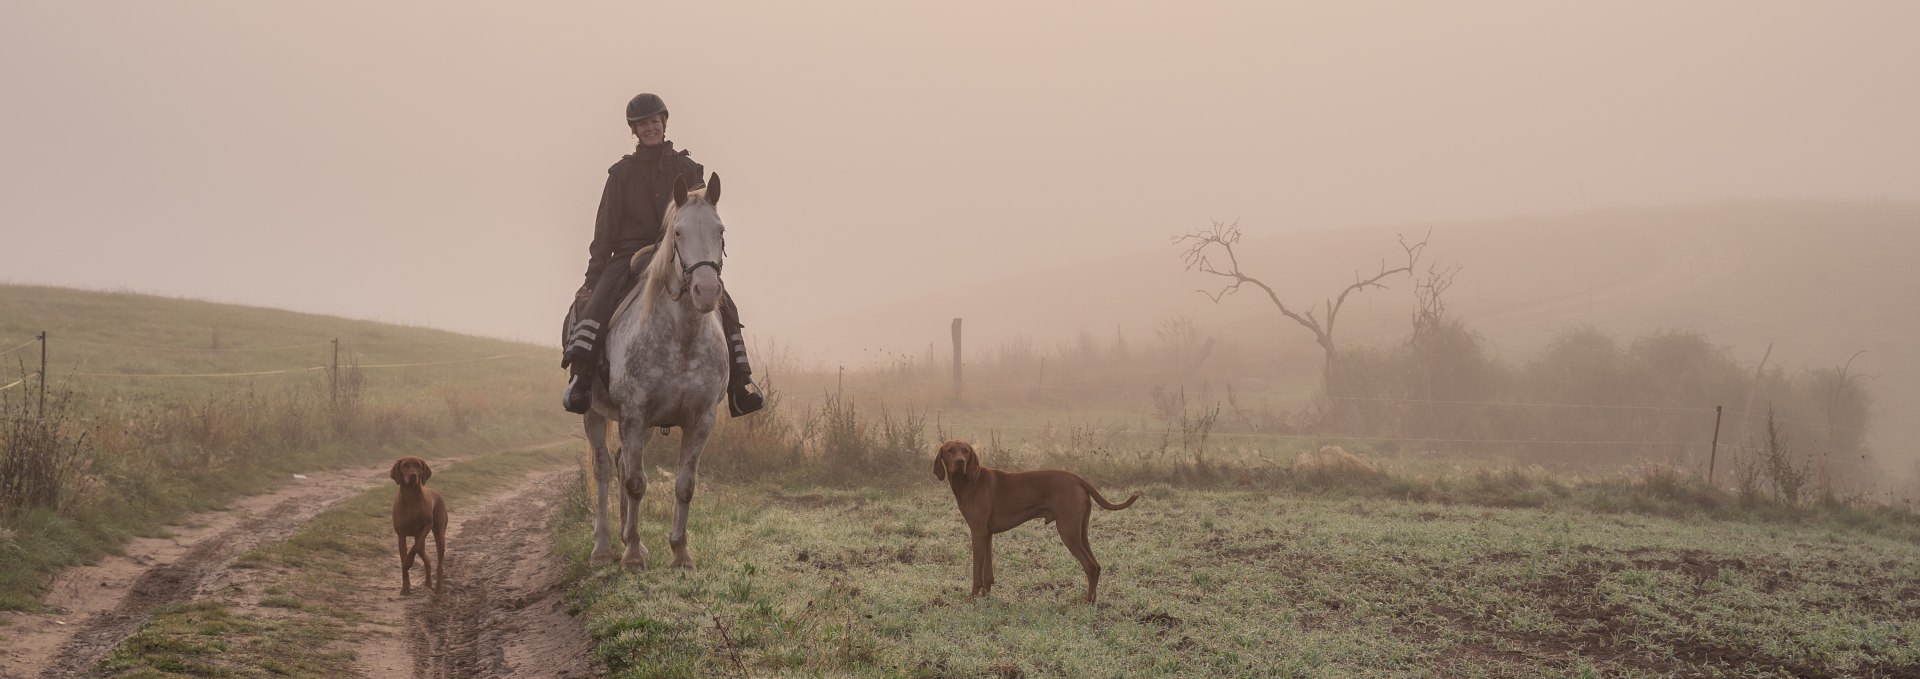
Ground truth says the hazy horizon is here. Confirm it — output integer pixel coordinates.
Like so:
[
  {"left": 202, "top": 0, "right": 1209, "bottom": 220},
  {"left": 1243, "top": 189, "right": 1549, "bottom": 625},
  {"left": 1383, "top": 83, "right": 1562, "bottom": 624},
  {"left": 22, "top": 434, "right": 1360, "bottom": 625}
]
[{"left": 5, "top": 2, "right": 1918, "bottom": 362}]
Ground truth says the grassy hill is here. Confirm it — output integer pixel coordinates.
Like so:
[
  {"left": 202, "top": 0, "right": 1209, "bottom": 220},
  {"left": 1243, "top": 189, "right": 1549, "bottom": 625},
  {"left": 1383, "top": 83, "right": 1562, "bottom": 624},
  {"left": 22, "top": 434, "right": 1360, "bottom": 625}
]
[
  {"left": 0, "top": 284, "right": 576, "bottom": 610},
  {"left": 0, "top": 284, "right": 555, "bottom": 406}
]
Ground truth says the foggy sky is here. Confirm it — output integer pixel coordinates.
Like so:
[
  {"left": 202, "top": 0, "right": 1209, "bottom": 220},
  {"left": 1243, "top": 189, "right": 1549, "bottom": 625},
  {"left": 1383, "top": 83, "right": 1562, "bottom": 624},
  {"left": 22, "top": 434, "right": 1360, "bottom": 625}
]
[{"left": 3, "top": 1, "right": 1917, "bottom": 364}]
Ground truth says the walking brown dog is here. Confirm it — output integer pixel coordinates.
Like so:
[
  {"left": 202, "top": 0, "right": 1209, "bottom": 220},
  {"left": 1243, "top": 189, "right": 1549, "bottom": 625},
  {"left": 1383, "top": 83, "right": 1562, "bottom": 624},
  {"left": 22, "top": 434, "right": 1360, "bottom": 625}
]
[
  {"left": 933, "top": 439, "right": 1139, "bottom": 603},
  {"left": 390, "top": 456, "right": 448, "bottom": 595}
]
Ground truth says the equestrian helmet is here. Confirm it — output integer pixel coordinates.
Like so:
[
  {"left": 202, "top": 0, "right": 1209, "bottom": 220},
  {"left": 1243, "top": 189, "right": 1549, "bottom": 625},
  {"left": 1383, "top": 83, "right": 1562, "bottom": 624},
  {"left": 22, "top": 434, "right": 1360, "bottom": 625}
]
[{"left": 626, "top": 93, "right": 669, "bottom": 123}]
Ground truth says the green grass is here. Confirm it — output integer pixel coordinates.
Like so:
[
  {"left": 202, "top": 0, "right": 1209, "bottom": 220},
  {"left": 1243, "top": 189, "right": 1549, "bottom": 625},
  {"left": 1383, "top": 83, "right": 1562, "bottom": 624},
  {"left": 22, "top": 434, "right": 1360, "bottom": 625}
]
[
  {"left": 0, "top": 284, "right": 575, "bottom": 611},
  {"left": 556, "top": 475, "right": 1920, "bottom": 678},
  {"left": 98, "top": 444, "right": 578, "bottom": 677}
]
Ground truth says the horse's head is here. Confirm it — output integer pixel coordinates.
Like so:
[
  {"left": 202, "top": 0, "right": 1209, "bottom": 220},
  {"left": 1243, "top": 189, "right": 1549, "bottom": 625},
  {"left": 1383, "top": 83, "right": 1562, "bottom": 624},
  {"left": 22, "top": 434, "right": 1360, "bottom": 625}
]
[{"left": 660, "top": 172, "right": 726, "bottom": 313}]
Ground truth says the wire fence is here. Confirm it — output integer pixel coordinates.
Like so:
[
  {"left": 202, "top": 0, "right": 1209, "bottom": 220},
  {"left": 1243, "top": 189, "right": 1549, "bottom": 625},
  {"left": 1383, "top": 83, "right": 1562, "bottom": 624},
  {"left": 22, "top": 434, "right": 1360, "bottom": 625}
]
[
  {"left": 0, "top": 371, "right": 38, "bottom": 393},
  {"left": 809, "top": 372, "right": 1895, "bottom": 441},
  {"left": 1, "top": 338, "right": 38, "bottom": 357},
  {"left": 787, "top": 374, "right": 1900, "bottom": 477},
  {"left": 5, "top": 331, "right": 1903, "bottom": 476},
  {"left": 0, "top": 331, "right": 542, "bottom": 411}
]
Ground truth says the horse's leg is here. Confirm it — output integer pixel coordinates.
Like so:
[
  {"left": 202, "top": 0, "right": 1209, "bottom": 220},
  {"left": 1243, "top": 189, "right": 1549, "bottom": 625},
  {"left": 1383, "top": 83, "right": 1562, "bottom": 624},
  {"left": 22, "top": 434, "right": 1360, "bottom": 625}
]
[
  {"left": 668, "top": 409, "right": 717, "bottom": 571},
  {"left": 585, "top": 411, "right": 616, "bottom": 566},
  {"left": 617, "top": 420, "right": 656, "bottom": 571}
]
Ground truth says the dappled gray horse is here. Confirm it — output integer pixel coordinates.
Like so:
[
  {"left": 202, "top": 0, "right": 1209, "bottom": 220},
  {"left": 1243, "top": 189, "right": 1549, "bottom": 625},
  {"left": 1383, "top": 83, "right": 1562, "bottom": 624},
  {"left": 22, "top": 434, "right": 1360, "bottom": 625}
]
[{"left": 582, "top": 172, "right": 730, "bottom": 571}]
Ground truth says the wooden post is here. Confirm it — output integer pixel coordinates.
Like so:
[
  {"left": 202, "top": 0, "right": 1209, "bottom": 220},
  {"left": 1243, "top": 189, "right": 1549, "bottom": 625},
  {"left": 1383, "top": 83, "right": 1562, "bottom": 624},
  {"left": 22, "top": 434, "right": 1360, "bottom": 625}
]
[
  {"left": 837, "top": 365, "right": 844, "bottom": 398},
  {"left": 36, "top": 331, "right": 47, "bottom": 419},
  {"left": 330, "top": 338, "right": 340, "bottom": 406},
  {"left": 951, "top": 318, "right": 963, "bottom": 403},
  {"left": 1707, "top": 405, "right": 1723, "bottom": 485}
]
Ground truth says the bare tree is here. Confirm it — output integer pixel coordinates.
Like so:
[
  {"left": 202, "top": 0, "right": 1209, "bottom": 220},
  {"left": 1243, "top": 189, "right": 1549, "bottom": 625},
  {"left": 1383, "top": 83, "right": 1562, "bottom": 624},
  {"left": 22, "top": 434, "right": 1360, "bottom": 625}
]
[
  {"left": 1818, "top": 350, "right": 1873, "bottom": 500},
  {"left": 1175, "top": 221, "right": 1428, "bottom": 390}
]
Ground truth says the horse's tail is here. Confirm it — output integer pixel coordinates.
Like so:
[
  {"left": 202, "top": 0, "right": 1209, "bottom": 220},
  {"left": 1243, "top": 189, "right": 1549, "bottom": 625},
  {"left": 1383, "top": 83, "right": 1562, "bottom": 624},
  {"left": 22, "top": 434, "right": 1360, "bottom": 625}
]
[{"left": 1077, "top": 477, "right": 1140, "bottom": 510}]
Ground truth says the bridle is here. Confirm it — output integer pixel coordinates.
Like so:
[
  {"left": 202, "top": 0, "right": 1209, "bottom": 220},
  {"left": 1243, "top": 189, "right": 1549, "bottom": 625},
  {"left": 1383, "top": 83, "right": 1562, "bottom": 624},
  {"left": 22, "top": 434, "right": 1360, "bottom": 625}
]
[{"left": 665, "top": 232, "right": 724, "bottom": 302}]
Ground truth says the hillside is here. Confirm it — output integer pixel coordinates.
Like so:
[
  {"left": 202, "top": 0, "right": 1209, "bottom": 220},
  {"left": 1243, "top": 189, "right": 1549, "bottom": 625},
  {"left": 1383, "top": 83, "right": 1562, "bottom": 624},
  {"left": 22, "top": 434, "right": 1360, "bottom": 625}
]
[
  {"left": 0, "top": 284, "right": 564, "bottom": 408},
  {"left": 0, "top": 284, "right": 575, "bottom": 616}
]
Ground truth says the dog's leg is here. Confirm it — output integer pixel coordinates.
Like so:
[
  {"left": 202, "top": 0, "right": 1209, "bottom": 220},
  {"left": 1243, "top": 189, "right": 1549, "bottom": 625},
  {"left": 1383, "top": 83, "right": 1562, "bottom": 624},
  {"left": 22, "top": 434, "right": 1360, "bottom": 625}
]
[
  {"left": 616, "top": 421, "right": 657, "bottom": 571},
  {"left": 586, "top": 410, "right": 616, "bottom": 566},
  {"left": 398, "top": 535, "right": 412, "bottom": 595},
  {"left": 431, "top": 523, "right": 445, "bottom": 592},
  {"left": 414, "top": 526, "right": 433, "bottom": 594},
  {"left": 969, "top": 532, "right": 984, "bottom": 597},
  {"left": 984, "top": 533, "right": 996, "bottom": 595},
  {"left": 668, "top": 409, "right": 715, "bottom": 571},
  {"left": 1057, "top": 505, "right": 1100, "bottom": 603},
  {"left": 970, "top": 531, "right": 995, "bottom": 597}
]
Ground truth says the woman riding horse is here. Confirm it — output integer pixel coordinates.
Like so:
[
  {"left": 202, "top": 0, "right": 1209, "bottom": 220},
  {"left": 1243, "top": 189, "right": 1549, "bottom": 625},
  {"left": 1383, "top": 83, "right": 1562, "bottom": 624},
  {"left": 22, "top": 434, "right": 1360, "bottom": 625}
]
[{"left": 563, "top": 93, "right": 764, "bottom": 417}]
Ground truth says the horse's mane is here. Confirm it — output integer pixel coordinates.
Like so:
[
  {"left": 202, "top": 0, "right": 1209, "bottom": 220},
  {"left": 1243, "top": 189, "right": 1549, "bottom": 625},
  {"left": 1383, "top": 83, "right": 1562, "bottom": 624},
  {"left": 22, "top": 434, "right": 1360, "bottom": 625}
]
[{"left": 643, "top": 187, "right": 712, "bottom": 293}]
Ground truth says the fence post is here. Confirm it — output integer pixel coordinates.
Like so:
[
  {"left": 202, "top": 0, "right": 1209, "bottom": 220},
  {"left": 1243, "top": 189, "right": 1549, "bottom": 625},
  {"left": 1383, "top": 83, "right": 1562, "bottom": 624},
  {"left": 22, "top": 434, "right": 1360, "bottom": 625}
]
[
  {"left": 37, "top": 331, "right": 47, "bottom": 419},
  {"left": 330, "top": 338, "right": 339, "bottom": 406},
  {"left": 837, "top": 365, "right": 844, "bottom": 399},
  {"left": 1707, "top": 405, "right": 1723, "bottom": 485},
  {"left": 951, "top": 318, "right": 963, "bottom": 403}
]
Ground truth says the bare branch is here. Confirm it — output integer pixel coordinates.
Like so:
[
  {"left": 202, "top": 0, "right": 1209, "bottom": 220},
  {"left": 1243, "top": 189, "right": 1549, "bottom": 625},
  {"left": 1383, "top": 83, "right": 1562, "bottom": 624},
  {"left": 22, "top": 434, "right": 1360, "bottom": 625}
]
[
  {"left": 1176, "top": 220, "right": 1325, "bottom": 338},
  {"left": 1326, "top": 230, "right": 1429, "bottom": 332}
]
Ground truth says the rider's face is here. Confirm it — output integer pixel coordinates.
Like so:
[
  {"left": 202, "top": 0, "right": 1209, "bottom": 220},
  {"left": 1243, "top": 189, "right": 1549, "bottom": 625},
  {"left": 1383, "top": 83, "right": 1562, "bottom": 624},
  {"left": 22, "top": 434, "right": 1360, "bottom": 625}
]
[{"left": 631, "top": 114, "right": 666, "bottom": 147}]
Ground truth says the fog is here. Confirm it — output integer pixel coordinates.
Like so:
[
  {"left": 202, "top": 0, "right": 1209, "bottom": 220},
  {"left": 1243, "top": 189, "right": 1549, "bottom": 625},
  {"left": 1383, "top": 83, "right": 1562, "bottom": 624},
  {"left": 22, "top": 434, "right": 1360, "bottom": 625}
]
[{"left": 3, "top": 2, "right": 1917, "bottom": 372}]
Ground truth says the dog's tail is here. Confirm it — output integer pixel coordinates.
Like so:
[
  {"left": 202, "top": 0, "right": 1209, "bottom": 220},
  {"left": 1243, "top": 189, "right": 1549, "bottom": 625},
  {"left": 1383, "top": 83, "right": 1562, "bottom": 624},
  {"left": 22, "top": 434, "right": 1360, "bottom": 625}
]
[{"left": 1078, "top": 477, "right": 1140, "bottom": 510}]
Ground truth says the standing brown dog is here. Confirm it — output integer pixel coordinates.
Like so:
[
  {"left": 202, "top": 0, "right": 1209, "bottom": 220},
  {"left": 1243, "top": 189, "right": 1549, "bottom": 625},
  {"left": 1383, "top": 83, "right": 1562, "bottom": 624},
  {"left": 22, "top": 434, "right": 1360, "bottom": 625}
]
[
  {"left": 933, "top": 439, "right": 1139, "bottom": 603},
  {"left": 390, "top": 456, "right": 448, "bottom": 595}
]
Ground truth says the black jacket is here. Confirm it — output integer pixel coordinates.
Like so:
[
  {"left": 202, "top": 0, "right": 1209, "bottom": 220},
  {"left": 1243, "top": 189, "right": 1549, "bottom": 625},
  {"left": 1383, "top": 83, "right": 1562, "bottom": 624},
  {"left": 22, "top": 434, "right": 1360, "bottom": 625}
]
[{"left": 582, "top": 141, "right": 706, "bottom": 286}]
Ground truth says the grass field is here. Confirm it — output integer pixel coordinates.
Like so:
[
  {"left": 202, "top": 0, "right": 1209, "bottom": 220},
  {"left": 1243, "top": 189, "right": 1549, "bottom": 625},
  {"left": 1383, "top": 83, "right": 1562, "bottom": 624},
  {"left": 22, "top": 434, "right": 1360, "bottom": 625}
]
[
  {"left": 555, "top": 472, "right": 1920, "bottom": 678},
  {"left": 10, "top": 280, "right": 1920, "bottom": 678}
]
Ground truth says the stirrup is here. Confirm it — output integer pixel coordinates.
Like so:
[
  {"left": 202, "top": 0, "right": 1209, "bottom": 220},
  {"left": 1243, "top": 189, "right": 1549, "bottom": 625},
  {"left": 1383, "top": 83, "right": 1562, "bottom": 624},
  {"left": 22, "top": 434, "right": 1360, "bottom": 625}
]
[
  {"left": 562, "top": 374, "right": 592, "bottom": 414},
  {"left": 727, "top": 380, "right": 765, "bottom": 417}
]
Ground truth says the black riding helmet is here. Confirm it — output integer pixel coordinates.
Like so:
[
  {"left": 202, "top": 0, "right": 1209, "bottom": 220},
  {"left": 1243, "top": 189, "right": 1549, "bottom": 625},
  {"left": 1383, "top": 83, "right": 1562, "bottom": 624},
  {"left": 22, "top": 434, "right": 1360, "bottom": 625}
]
[{"left": 626, "top": 93, "right": 668, "bottom": 124}]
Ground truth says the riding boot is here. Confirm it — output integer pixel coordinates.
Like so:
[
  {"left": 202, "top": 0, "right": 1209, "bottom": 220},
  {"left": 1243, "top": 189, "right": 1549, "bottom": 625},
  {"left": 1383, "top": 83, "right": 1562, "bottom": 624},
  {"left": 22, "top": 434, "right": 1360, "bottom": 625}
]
[
  {"left": 562, "top": 257, "right": 638, "bottom": 414},
  {"left": 720, "top": 294, "right": 765, "bottom": 417},
  {"left": 561, "top": 318, "right": 601, "bottom": 414}
]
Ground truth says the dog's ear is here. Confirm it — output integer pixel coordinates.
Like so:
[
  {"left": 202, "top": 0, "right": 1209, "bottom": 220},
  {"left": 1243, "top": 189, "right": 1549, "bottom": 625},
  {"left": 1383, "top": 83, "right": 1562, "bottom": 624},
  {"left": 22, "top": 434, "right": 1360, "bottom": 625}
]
[
  {"left": 932, "top": 453, "right": 947, "bottom": 481},
  {"left": 417, "top": 459, "right": 432, "bottom": 483},
  {"left": 390, "top": 458, "right": 405, "bottom": 484}
]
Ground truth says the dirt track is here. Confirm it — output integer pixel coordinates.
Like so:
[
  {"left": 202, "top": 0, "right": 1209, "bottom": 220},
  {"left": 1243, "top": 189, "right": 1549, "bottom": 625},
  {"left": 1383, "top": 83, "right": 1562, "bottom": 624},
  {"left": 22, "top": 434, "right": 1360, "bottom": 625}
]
[
  {"left": 354, "top": 468, "right": 593, "bottom": 678},
  {"left": 0, "top": 454, "right": 593, "bottom": 679}
]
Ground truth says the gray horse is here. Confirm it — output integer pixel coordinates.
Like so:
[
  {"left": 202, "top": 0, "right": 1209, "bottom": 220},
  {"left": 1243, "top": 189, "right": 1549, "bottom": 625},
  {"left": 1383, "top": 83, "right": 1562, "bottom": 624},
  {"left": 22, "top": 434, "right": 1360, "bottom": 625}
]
[{"left": 582, "top": 172, "right": 730, "bottom": 571}]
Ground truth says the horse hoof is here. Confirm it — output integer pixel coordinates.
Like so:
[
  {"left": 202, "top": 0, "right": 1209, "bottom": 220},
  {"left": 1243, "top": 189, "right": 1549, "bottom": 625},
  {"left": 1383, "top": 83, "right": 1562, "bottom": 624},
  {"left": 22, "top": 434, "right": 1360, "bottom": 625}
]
[
  {"left": 590, "top": 550, "right": 615, "bottom": 566},
  {"left": 670, "top": 557, "right": 696, "bottom": 571},
  {"left": 622, "top": 557, "right": 647, "bottom": 572}
]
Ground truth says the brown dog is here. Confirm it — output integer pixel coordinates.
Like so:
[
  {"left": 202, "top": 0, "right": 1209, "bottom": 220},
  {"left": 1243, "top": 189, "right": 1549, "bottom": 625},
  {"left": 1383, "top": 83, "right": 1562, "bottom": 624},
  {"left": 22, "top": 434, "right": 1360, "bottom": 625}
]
[
  {"left": 390, "top": 456, "right": 448, "bottom": 595},
  {"left": 933, "top": 439, "right": 1139, "bottom": 603}
]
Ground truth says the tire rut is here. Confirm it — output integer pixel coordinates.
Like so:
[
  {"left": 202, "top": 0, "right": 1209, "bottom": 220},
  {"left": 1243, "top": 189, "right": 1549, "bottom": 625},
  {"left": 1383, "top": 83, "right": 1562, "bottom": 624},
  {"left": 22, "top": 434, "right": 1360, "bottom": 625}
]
[
  {"left": 21, "top": 462, "right": 395, "bottom": 679},
  {"left": 375, "top": 469, "right": 593, "bottom": 679}
]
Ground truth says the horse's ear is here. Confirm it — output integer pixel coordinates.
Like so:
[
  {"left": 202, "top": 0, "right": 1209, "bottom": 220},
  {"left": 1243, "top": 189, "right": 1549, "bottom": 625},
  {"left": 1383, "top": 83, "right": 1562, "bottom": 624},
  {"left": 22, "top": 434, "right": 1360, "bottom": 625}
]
[
  {"left": 672, "top": 174, "right": 689, "bottom": 207},
  {"left": 705, "top": 173, "right": 720, "bottom": 206}
]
